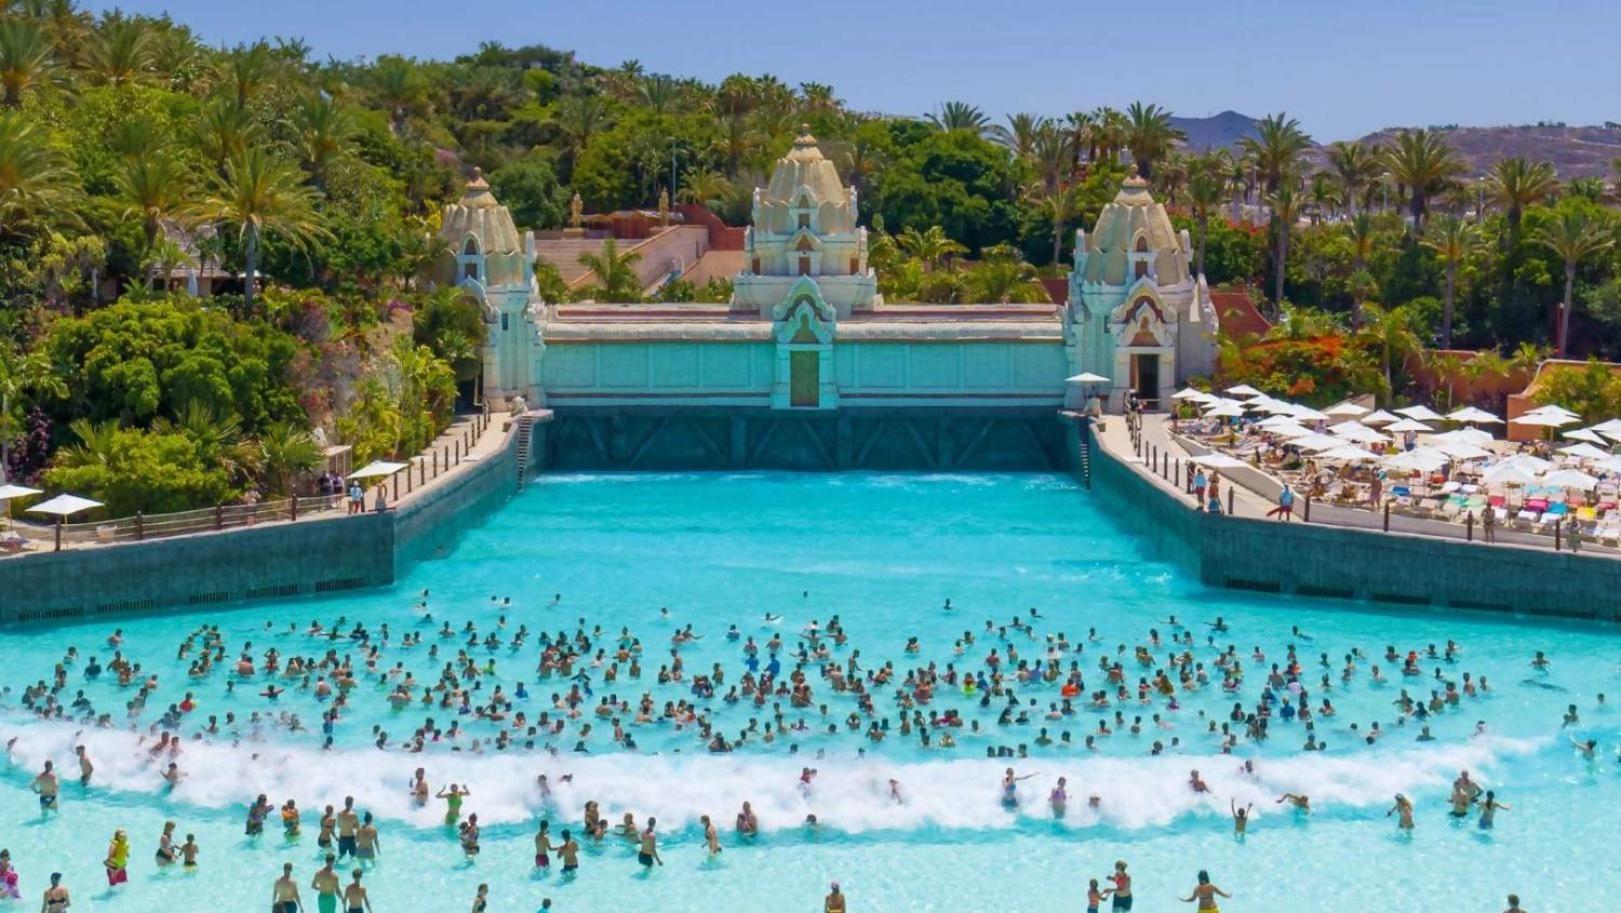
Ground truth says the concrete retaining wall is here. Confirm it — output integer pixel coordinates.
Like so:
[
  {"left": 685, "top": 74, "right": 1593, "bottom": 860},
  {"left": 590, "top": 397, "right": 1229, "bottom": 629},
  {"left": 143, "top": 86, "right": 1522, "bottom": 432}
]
[
  {"left": 0, "top": 426, "right": 522, "bottom": 624},
  {"left": 1082, "top": 422, "right": 1621, "bottom": 621}
]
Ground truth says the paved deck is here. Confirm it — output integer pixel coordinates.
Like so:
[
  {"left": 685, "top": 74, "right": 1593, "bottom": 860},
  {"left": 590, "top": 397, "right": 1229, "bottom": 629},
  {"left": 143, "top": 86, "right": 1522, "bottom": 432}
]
[{"left": 1097, "top": 413, "right": 1618, "bottom": 559}]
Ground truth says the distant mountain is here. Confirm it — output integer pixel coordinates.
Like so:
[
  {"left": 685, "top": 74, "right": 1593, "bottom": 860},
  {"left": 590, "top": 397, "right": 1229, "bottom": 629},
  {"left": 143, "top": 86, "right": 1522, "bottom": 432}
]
[
  {"left": 1353, "top": 124, "right": 1621, "bottom": 179},
  {"left": 1169, "top": 110, "right": 1621, "bottom": 179},
  {"left": 1170, "top": 110, "right": 1261, "bottom": 151}
]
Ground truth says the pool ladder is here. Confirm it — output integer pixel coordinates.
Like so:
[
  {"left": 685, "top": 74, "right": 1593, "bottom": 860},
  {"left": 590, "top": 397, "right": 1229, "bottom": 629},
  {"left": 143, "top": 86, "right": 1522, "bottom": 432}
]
[{"left": 515, "top": 413, "right": 536, "bottom": 490}]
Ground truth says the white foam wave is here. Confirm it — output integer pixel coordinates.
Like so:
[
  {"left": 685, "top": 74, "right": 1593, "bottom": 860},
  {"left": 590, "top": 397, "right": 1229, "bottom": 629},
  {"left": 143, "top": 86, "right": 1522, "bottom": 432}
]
[{"left": 0, "top": 720, "right": 1542, "bottom": 836}]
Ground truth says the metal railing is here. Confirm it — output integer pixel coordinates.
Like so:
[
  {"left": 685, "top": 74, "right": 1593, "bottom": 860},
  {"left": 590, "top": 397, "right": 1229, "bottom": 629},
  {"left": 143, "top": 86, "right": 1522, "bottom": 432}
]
[{"left": 4, "top": 407, "right": 496, "bottom": 553}]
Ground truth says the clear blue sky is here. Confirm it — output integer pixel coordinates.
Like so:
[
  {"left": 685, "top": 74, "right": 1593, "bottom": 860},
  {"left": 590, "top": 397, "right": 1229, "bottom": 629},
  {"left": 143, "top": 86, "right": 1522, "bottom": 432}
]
[{"left": 87, "top": 0, "right": 1615, "bottom": 140}]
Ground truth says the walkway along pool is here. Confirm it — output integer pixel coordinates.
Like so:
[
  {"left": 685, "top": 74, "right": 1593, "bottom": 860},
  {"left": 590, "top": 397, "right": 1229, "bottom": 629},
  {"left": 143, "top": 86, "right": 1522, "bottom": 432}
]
[{"left": 0, "top": 469, "right": 1618, "bottom": 912}]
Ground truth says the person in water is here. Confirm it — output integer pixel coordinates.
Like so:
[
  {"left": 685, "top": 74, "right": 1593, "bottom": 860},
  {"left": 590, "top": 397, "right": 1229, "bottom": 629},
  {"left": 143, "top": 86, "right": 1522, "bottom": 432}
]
[
  {"left": 102, "top": 830, "right": 129, "bottom": 887},
  {"left": 311, "top": 856, "right": 340, "bottom": 913},
  {"left": 271, "top": 862, "right": 302, "bottom": 913},
  {"left": 1180, "top": 870, "right": 1231, "bottom": 913},
  {"left": 824, "top": 882, "right": 846, "bottom": 913},
  {"left": 637, "top": 818, "right": 664, "bottom": 869}
]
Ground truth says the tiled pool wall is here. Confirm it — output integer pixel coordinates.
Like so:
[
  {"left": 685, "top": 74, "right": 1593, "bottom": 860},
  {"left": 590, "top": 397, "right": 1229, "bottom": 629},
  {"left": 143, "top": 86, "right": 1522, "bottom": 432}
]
[{"left": 1082, "top": 421, "right": 1621, "bottom": 621}]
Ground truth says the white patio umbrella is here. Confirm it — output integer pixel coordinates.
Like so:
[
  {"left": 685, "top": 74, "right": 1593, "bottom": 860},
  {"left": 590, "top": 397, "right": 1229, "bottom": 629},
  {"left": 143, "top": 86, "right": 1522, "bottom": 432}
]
[
  {"left": 1511, "top": 412, "right": 1577, "bottom": 428},
  {"left": 1225, "top": 384, "right": 1264, "bottom": 397},
  {"left": 1324, "top": 402, "right": 1370, "bottom": 417},
  {"left": 1384, "top": 418, "right": 1434, "bottom": 433},
  {"left": 1190, "top": 453, "right": 1249, "bottom": 470},
  {"left": 1253, "top": 399, "right": 1298, "bottom": 415},
  {"left": 1481, "top": 462, "right": 1538, "bottom": 487},
  {"left": 1562, "top": 428, "right": 1609, "bottom": 445},
  {"left": 1289, "top": 405, "right": 1330, "bottom": 422},
  {"left": 1290, "top": 433, "right": 1348, "bottom": 452},
  {"left": 1204, "top": 403, "right": 1245, "bottom": 418},
  {"left": 1321, "top": 445, "right": 1380, "bottom": 462},
  {"left": 26, "top": 493, "right": 104, "bottom": 552},
  {"left": 1394, "top": 405, "right": 1445, "bottom": 422},
  {"left": 1066, "top": 372, "right": 1110, "bottom": 384},
  {"left": 348, "top": 460, "right": 409, "bottom": 480},
  {"left": 1596, "top": 456, "right": 1621, "bottom": 474},
  {"left": 1558, "top": 442, "right": 1611, "bottom": 461},
  {"left": 1361, "top": 410, "right": 1401, "bottom": 425},
  {"left": 1384, "top": 448, "right": 1449, "bottom": 473},
  {"left": 1270, "top": 424, "right": 1319, "bottom": 440},
  {"left": 1525, "top": 404, "right": 1580, "bottom": 418},
  {"left": 1257, "top": 414, "right": 1303, "bottom": 428},
  {"left": 1500, "top": 453, "right": 1552, "bottom": 474},
  {"left": 1171, "top": 387, "right": 1209, "bottom": 401},
  {"left": 1587, "top": 418, "right": 1621, "bottom": 437},
  {"left": 1543, "top": 468, "right": 1600, "bottom": 491},
  {"left": 1332, "top": 423, "right": 1389, "bottom": 445},
  {"left": 1445, "top": 406, "right": 1503, "bottom": 424},
  {"left": 1433, "top": 428, "right": 1493, "bottom": 445},
  {"left": 1428, "top": 440, "right": 1493, "bottom": 461},
  {"left": 0, "top": 483, "right": 42, "bottom": 525}
]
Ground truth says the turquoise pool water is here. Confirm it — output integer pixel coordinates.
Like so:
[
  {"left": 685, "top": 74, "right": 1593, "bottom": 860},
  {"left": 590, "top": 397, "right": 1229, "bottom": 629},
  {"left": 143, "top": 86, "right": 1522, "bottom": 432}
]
[{"left": 0, "top": 472, "right": 1617, "bottom": 912}]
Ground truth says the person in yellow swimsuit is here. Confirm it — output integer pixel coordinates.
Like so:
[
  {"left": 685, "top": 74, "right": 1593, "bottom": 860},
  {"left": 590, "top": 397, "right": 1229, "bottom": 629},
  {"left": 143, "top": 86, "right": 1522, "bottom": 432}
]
[{"left": 1180, "top": 870, "right": 1231, "bottom": 913}]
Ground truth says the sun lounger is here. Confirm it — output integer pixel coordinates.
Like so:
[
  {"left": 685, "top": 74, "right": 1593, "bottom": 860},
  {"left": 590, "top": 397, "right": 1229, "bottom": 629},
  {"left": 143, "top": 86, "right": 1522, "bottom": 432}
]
[{"left": 1515, "top": 509, "right": 1541, "bottom": 527}]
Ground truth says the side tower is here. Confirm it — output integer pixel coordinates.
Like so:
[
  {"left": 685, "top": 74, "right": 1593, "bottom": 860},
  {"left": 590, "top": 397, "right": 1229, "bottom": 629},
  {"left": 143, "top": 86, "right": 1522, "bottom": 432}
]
[
  {"left": 435, "top": 168, "right": 546, "bottom": 409},
  {"left": 1066, "top": 168, "right": 1216, "bottom": 410}
]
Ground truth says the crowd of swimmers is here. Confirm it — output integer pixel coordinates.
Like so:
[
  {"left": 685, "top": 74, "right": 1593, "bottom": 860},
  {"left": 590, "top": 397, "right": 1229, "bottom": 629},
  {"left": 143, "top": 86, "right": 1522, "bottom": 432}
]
[{"left": 0, "top": 592, "right": 1598, "bottom": 911}]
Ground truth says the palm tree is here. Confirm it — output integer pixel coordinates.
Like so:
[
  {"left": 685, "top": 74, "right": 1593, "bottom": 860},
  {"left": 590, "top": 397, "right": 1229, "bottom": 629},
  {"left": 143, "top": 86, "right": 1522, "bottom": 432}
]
[
  {"left": 1428, "top": 352, "right": 1468, "bottom": 412},
  {"left": 1239, "top": 112, "right": 1312, "bottom": 194},
  {"left": 1265, "top": 181, "right": 1302, "bottom": 312},
  {"left": 926, "top": 101, "right": 993, "bottom": 137},
  {"left": 1123, "top": 101, "right": 1183, "bottom": 180},
  {"left": 0, "top": 110, "right": 78, "bottom": 237},
  {"left": 223, "top": 41, "right": 275, "bottom": 107},
  {"left": 255, "top": 421, "right": 322, "bottom": 497},
  {"left": 577, "top": 238, "right": 643, "bottom": 302},
  {"left": 1186, "top": 159, "right": 1225, "bottom": 278},
  {"left": 1485, "top": 157, "right": 1557, "bottom": 237},
  {"left": 1326, "top": 140, "right": 1379, "bottom": 216},
  {"left": 896, "top": 225, "right": 966, "bottom": 272},
  {"left": 1358, "top": 303, "right": 1423, "bottom": 397},
  {"left": 1030, "top": 124, "right": 1074, "bottom": 192},
  {"left": 1342, "top": 214, "right": 1377, "bottom": 328},
  {"left": 1063, "top": 110, "right": 1093, "bottom": 171},
  {"left": 88, "top": 16, "right": 154, "bottom": 86},
  {"left": 155, "top": 401, "right": 260, "bottom": 485},
  {"left": 1026, "top": 181, "right": 1082, "bottom": 266},
  {"left": 1532, "top": 208, "right": 1615, "bottom": 356},
  {"left": 193, "top": 97, "right": 258, "bottom": 172},
  {"left": 1564, "top": 177, "right": 1606, "bottom": 204},
  {"left": 638, "top": 75, "right": 682, "bottom": 115},
  {"left": 116, "top": 150, "right": 190, "bottom": 250},
  {"left": 993, "top": 112, "right": 1047, "bottom": 159},
  {"left": 1382, "top": 128, "right": 1464, "bottom": 231},
  {"left": 370, "top": 55, "right": 427, "bottom": 136},
  {"left": 1420, "top": 214, "right": 1483, "bottom": 349},
  {"left": 797, "top": 81, "right": 838, "bottom": 114},
  {"left": 0, "top": 17, "right": 55, "bottom": 107},
  {"left": 191, "top": 148, "right": 325, "bottom": 313},
  {"left": 966, "top": 244, "right": 1045, "bottom": 303},
  {"left": 295, "top": 91, "right": 355, "bottom": 192},
  {"left": 555, "top": 93, "right": 607, "bottom": 169}
]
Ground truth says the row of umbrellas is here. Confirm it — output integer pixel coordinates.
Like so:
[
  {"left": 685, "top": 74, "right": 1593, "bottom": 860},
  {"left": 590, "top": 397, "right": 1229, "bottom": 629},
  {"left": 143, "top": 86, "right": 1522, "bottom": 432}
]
[{"left": 1179, "top": 386, "right": 1621, "bottom": 491}]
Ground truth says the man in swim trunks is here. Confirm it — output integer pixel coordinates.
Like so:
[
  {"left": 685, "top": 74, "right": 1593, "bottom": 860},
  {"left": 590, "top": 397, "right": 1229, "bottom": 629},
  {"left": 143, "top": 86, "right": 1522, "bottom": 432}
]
[
  {"left": 557, "top": 830, "right": 579, "bottom": 875},
  {"left": 638, "top": 818, "right": 663, "bottom": 868},
  {"left": 32, "top": 762, "right": 58, "bottom": 812},
  {"left": 75, "top": 747, "right": 92, "bottom": 786},
  {"left": 343, "top": 869, "right": 371, "bottom": 913},
  {"left": 310, "top": 855, "right": 340, "bottom": 913},
  {"left": 336, "top": 798, "right": 359, "bottom": 860},
  {"left": 271, "top": 862, "right": 302, "bottom": 913},
  {"left": 355, "top": 813, "right": 380, "bottom": 862}
]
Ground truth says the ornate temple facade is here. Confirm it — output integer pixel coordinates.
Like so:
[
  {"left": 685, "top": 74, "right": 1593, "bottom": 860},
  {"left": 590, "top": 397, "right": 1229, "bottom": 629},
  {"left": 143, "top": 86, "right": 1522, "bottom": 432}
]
[{"left": 434, "top": 140, "right": 1217, "bottom": 466}]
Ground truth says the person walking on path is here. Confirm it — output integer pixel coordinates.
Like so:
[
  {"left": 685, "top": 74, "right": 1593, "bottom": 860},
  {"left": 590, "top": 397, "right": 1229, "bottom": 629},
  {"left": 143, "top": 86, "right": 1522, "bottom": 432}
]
[{"left": 1267, "top": 484, "right": 1295, "bottom": 521}]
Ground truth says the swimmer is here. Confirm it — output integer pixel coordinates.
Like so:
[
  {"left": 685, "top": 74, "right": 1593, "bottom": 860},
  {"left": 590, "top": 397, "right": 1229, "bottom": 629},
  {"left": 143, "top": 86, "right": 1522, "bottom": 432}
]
[
  {"left": 637, "top": 818, "right": 663, "bottom": 868},
  {"left": 311, "top": 856, "right": 340, "bottom": 913},
  {"left": 1049, "top": 777, "right": 1069, "bottom": 816},
  {"left": 31, "top": 762, "right": 59, "bottom": 813},
  {"left": 1275, "top": 792, "right": 1310, "bottom": 812},
  {"left": 1230, "top": 800, "right": 1252, "bottom": 836},
  {"left": 271, "top": 862, "right": 301, "bottom": 913},
  {"left": 1180, "top": 870, "right": 1231, "bottom": 912},
  {"left": 1387, "top": 793, "right": 1414, "bottom": 831}
]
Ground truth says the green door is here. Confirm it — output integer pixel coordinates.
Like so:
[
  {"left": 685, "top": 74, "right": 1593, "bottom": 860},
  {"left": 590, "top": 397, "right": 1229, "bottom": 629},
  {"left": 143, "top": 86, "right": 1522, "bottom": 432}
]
[{"left": 790, "top": 350, "right": 819, "bottom": 407}]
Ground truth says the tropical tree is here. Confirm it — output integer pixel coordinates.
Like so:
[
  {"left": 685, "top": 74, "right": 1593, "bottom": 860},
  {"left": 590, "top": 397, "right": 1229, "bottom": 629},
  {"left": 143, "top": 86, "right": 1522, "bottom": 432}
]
[
  {"left": 1026, "top": 181, "right": 1082, "bottom": 266},
  {"left": 0, "top": 110, "right": 79, "bottom": 238},
  {"left": 1485, "top": 157, "right": 1557, "bottom": 237},
  {"left": 116, "top": 150, "right": 191, "bottom": 250},
  {"left": 1358, "top": 303, "right": 1423, "bottom": 397},
  {"left": 1343, "top": 213, "right": 1377, "bottom": 327},
  {"left": 1420, "top": 214, "right": 1483, "bottom": 349},
  {"left": 1532, "top": 207, "right": 1615, "bottom": 356},
  {"left": 255, "top": 420, "right": 322, "bottom": 496},
  {"left": 0, "top": 18, "right": 55, "bottom": 107},
  {"left": 555, "top": 93, "right": 607, "bottom": 170},
  {"left": 191, "top": 148, "right": 325, "bottom": 313},
  {"left": 1185, "top": 156, "right": 1226, "bottom": 278},
  {"left": 88, "top": 16, "right": 154, "bottom": 86},
  {"left": 295, "top": 91, "right": 356, "bottom": 192},
  {"left": 1265, "top": 182, "right": 1301, "bottom": 311},
  {"left": 577, "top": 237, "right": 643, "bottom": 301},
  {"left": 1326, "top": 140, "right": 1380, "bottom": 216},
  {"left": 994, "top": 112, "right": 1047, "bottom": 158},
  {"left": 1428, "top": 351, "right": 1468, "bottom": 412},
  {"left": 1123, "top": 101, "right": 1183, "bottom": 180},
  {"left": 1382, "top": 128, "right": 1464, "bottom": 230},
  {"left": 926, "top": 101, "right": 993, "bottom": 137},
  {"left": 896, "top": 225, "right": 966, "bottom": 272},
  {"left": 1239, "top": 112, "right": 1311, "bottom": 194}
]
